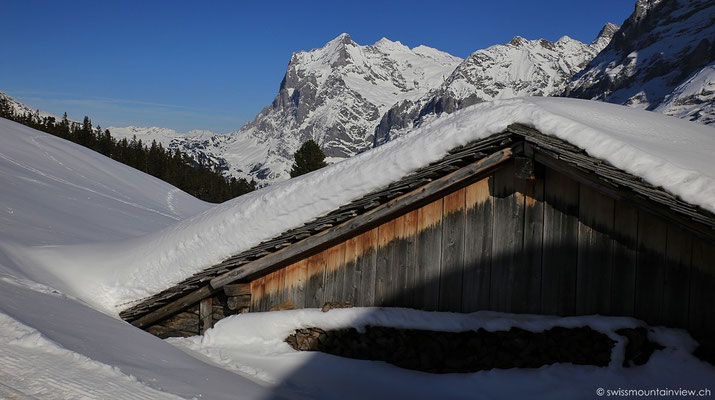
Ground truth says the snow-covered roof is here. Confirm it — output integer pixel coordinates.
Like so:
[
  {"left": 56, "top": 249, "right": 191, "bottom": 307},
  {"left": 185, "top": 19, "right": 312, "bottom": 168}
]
[{"left": 8, "top": 97, "right": 715, "bottom": 317}]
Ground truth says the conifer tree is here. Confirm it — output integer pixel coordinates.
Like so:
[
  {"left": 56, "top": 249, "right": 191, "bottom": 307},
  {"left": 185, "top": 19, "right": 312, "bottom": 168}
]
[{"left": 290, "top": 139, "right": 327, "bottom": 178}]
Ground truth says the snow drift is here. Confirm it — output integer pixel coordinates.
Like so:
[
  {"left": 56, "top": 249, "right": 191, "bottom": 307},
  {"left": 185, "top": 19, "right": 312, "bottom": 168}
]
[{"left": 170, "top": 308, "right": 715, "bottom": 400}]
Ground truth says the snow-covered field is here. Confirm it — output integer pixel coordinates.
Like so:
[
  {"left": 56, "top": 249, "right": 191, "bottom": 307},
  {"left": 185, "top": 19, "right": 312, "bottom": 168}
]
[
  {"left": 1, "top": 98, "right": 714, "bottom": 398},
  {"left": 171, "top": 308, "right": 715, "bottom": 400}
]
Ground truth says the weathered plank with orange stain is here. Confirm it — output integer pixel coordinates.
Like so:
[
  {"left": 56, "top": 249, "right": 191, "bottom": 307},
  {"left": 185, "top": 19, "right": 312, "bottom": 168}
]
[
  {"left": 375, "top": 219, "right": 397, "bottom": 306},
  {"left": 463, "top": 176, "right": 493, "bottom": 312},
  {"left": 284, "top": 259, "right": 308, "bottom": 309},
  {"left": 262, "top": 268, "right": 281, "bottom": 311},
  {"left": 414, "top": 199, "right": 443, "bottom": 310},
  {"left": 305, "top": 252, "right": 327, "bottom": 308},
  {"left": 354, "top": 228, "right": 378, "bottom": 306},
  {"left": 439, "top": 188, "right": 466, "bottom": 311},
  {"left": 323, "top": 243, "right": 346, "bottom": 304},
  {"left": 394, "top": 210, "right": 418, "bottom": 307},
  {"left": 250, "top": 277, "right": 265, "bottom": 311}
]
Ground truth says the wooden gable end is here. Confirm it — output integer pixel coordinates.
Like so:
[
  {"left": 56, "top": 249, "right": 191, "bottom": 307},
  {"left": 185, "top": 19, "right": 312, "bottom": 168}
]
[{"left": 245, "top": 158, "right": 715, "bottom": 338}]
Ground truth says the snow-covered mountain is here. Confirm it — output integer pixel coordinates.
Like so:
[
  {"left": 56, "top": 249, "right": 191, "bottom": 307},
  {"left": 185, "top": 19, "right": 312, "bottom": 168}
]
[
  {"left": 373, "top": 24, "right": 618, "bottom": 145},
  {"left": 106, "top": 35, "right": 461, "bottom": 184},
  {"left": 8, "top": 0, "right": 713, "bottom": 187},
  {"left": 230, "top": 33, "right": 462, "bottom": 182},
  {"left": 564, "top": 0, "right": 715, "bottom": 125}
]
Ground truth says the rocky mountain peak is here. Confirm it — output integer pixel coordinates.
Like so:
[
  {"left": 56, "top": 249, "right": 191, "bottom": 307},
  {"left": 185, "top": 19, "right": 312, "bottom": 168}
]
[
  {"left": 329, "top": 32, "right": 354, "bottom": 46},
  {"left": 633, "top": 0, "right": 664, "bottom": 23},
  {"left": 508, "top": 36, "right": 528, "bottom": 46},
  {"left": 591, "top": 22, "right": 620, "bottom": 51}
]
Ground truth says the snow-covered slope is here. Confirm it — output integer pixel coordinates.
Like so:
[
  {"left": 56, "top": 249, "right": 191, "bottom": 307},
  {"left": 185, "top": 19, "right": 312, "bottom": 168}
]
[
  {"left": 564, "top": 0, "right": 715, "bottom": 125},
  {"left": 0, "top": 117, "right": 277, "bottom": 399},
  {"left": 0, "top": 118, "right": 209, "bottom": 248},
  {"left": 373, "top": 24, "right": 618, "bottom": 145},
  {"left": 13, "top": 98, "right": 715, "bottom": 316},
  {"left": 655, "top": 63, "right": 715, "bottom": 124}
]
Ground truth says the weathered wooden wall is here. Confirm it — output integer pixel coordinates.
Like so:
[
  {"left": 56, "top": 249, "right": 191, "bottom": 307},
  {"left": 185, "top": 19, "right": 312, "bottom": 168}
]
[
  {"left": 248, "top": 159, "right": 714, "bottom": 337},
  {"left": 147, "top": 293, "right": 236, "bottom": 338}
]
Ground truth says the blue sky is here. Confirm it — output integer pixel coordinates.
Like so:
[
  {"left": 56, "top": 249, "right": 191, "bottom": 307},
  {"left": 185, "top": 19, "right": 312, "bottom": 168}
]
[{"left": 1, "top": 0, "right": 634, "bottom": 133}]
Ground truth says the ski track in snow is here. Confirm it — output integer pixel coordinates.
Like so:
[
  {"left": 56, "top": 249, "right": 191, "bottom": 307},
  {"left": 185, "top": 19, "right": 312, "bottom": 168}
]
[
  {"left": 0, "top": 150, "right": 180, "bottom": 222},
  {"left": 165, "top": 188, "right": 179, "bottom": 215},
  {"left": 29, "top": 136, "right": 80, "bottom": 178},
  {"left": 0, "top": 314, "right": 181, "bottom": 400}
]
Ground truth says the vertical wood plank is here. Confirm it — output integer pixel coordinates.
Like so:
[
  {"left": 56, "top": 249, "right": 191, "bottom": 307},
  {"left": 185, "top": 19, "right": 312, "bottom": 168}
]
[
  {"left": 388, "top": 215, "right": 405, "bottom": 307},
  {"left": 323, "top": 243, "right": 346, "bottom": 303},
  {"left": 688, "top": 239, "right": 715, "bottom": 337},
  {"left": 277, "top": 268, "right": 287, "bottom": 305},
  {"left": 264, "top": 270, "right": 279, "bottom": 310},
  {"left": 439, "top": 188, "right": 466, "bottom": 312},
  {"left": 393, "top": 211, "right": 417, "bottom": 308},
  {"left": 490, "top": 163, "right": 525, "bottom": 313},
  {"left": 250, "top": 277, "right": 266, "bottom": 311},
  {"left": 415, "top": 199, "right": 443, "bottom": 311},
  {"left": 375, "top": 219, "right": 396, "bottom": 306},
  {"left": 343, "top": 236, "right": 359, "bottom": 304},
  {"left": 199, "top": 297, "right": 212, "bottom": 334},
  {"left": 662, "top": 227, "right": 692, "bottom": 328},
  {"left": 541, "top": 168, "right": 580, "bottom": 316},
  {"left": 285, "top": 260, "right": 307, "bottom": 309},
  {"left": 463, "top": 177, "right": 493, "bottom": 312},
  {"left": 634, "top": 213, "right": 667, "bottom": 325},
  {"left": 305, "top": 252, "right": 326, "bottom": 308},
  {"left": 610, "top": 203, "right": 638, "bottom": 317},
  {"left": 520, "top": 164, "right": 544, "bottom": 314},
  {"left": 355, "top": 228, "right": 378, "bottom": 307},
  {"left": 575, "top": 185, "right": 614, "bottom": 315}
]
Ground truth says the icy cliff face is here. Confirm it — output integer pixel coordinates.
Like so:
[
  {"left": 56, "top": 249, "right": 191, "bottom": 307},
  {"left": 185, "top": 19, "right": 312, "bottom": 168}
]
[{"left": 564, "top": 0, "right": 715, "bottom": 125}]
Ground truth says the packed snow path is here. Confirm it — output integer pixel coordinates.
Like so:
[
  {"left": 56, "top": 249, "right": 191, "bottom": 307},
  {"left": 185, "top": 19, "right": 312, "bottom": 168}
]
[
  {"left": 0, "top": 118, "right": 280, "bottom": 399},
  {"left": 0, "top": 313, "right": 181, "bottom": 400}
]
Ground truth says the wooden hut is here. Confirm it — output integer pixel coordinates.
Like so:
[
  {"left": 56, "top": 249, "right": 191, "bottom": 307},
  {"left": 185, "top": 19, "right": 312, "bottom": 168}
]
[{"left": 120, "top": 124, "right": 715, "bottom": 340}]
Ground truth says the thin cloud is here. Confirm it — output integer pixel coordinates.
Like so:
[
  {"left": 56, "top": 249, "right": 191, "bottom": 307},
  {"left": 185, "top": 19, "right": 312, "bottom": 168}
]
[{"left": 10, "top": 91, "right": 247, "bottom": 132}]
